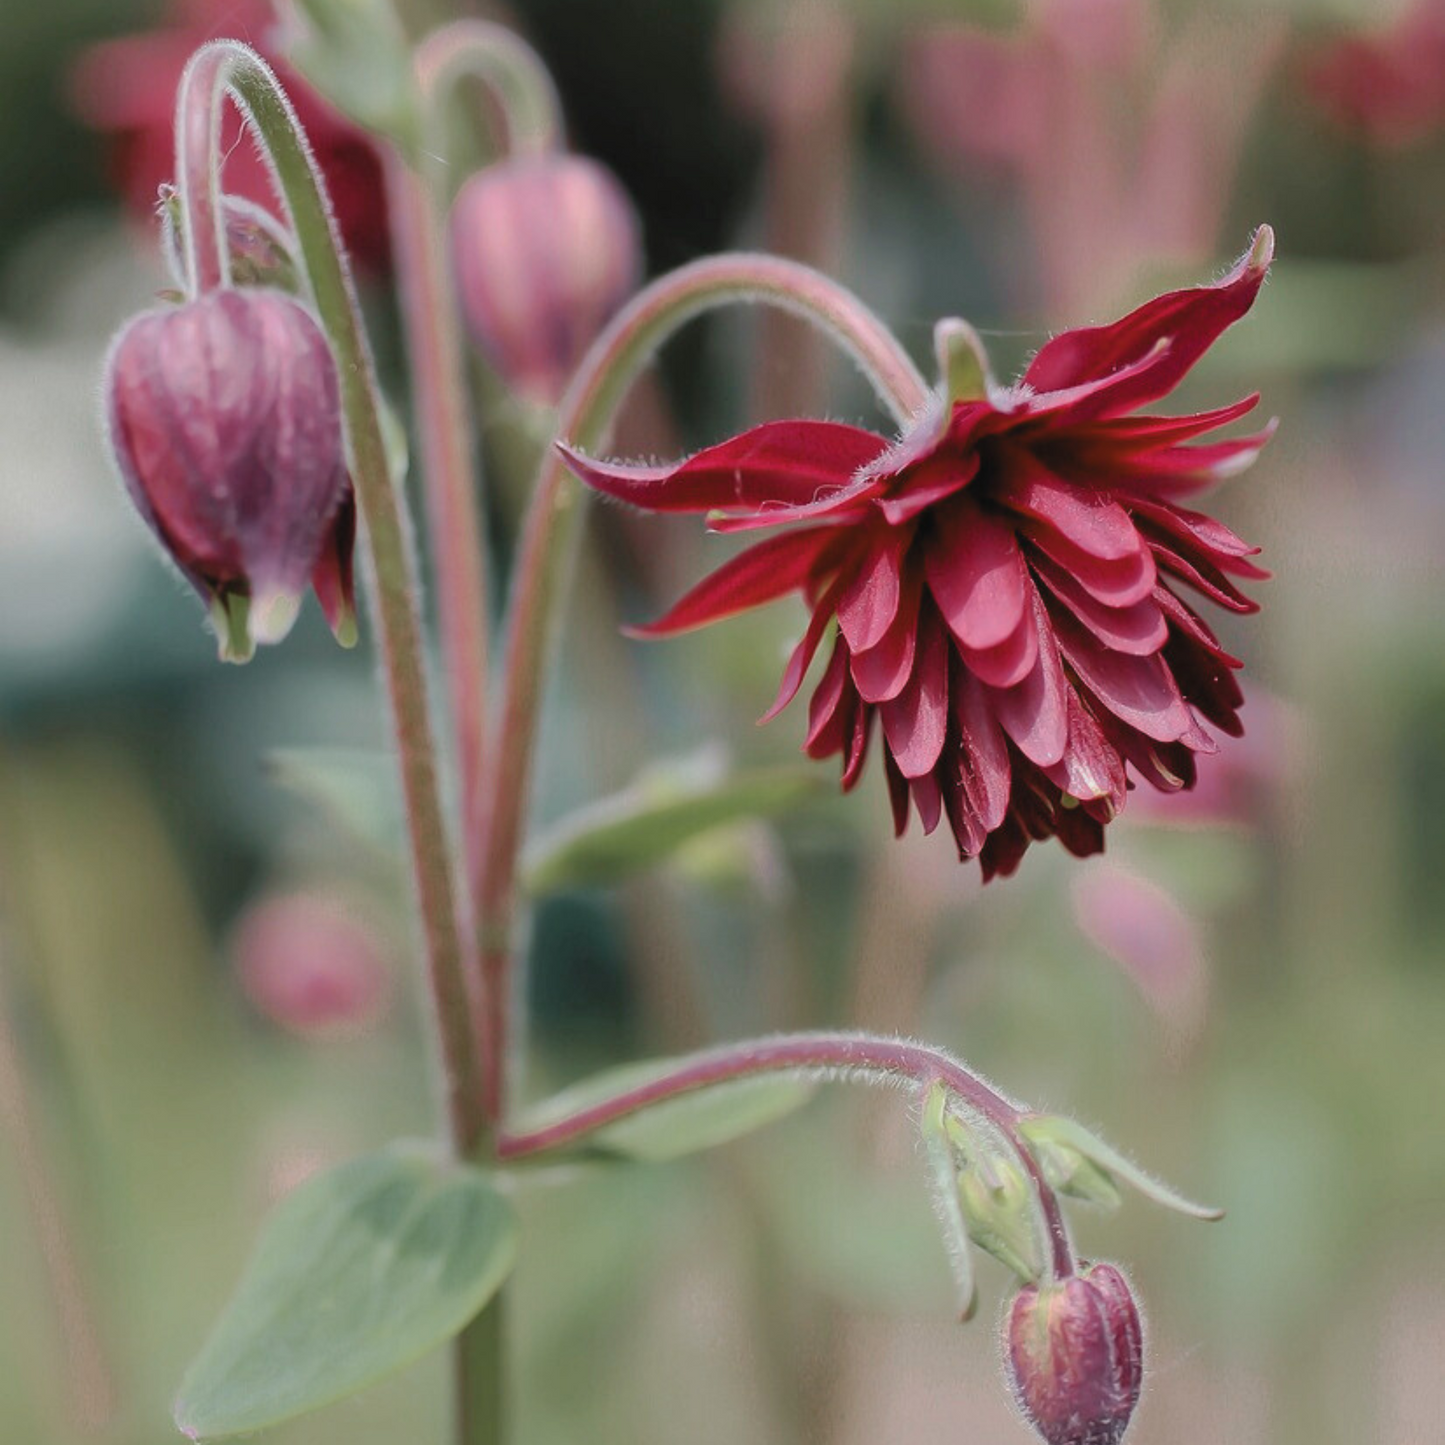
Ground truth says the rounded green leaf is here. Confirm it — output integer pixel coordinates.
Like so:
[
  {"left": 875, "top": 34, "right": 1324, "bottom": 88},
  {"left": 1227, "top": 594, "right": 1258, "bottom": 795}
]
[{"left": 174, "top": 1146, "right": 518, "bottom": 1440}]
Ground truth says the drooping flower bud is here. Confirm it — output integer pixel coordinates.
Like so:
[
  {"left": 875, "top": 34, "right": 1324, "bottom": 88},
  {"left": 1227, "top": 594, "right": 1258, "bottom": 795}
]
[
  {"left": 159, "top": 187, "right": 301, "bottom": 295},
  {"left": 1005, "top": 1263, "right": 1144, "bottom": 1445},
  {"left": 450, "top": 153, "right": 642, "bottom": 406},
  {"left": 104, "top": 287, "right": 353, "bottom": 660}
]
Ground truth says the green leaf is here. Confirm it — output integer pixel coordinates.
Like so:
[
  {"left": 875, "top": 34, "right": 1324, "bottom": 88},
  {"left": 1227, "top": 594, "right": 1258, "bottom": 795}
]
[
  {"left": 174, "top": 1146, "right": 518, "bottom": 1440},
  {"left": 283, "top": 0, "right": 420, "bottom": 154},
  {"left": 519, "top": 1058, "right": 817, "bottom": 1163},
  {"left": 1019, "top": 1115, "right": 1224, "bottom": 1221},
  {"left": 523, "top": 751, "right": 825, "bottom": 895},
  {"left": 265, "top": 747, "right": 403, "bottom": 855},
  {"left": 918, "top": 1082, "right": 978, "bottom": 1321}
]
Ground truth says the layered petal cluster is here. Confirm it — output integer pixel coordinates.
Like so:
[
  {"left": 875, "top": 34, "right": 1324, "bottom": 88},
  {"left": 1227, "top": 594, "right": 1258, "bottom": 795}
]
[{"left": 562, "top": 229, "right": 1274, "bottom": 879}]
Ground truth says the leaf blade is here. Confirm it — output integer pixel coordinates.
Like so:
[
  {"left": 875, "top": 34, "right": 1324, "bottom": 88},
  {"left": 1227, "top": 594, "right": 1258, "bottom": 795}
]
[{"left": 174, "top": 1146, "right": 518, "bottom": 1440}]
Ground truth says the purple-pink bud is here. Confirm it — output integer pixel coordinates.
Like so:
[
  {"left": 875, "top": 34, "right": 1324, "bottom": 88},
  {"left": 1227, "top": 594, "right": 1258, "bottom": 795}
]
[
  {"left": 1005, "top": 1263, "right": 1144, "bottom": 1445},
  {"left": 450, "top": 154, "right": 642, "bottom": 406},
  {"left": 105, "top": 288, "right": 353, "bottom": 659}
]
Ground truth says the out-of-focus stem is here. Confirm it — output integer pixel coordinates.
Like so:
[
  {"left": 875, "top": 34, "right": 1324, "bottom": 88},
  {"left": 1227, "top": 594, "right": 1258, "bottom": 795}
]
[
  {"left": 175, "top": 42, "right": 484, "bottom": 1152},
  {"left": 495, "top": 1029, "right": 1074, "bottom": 1277},
  {"left": 383, "top": 152, "right": 491, "bottom": 1063},
  {"left": 0, "top": 950, "right": 117, "bottom": 1434},
  {"left": 480, "top": 254, "right": 930, "bottom": 1122}
]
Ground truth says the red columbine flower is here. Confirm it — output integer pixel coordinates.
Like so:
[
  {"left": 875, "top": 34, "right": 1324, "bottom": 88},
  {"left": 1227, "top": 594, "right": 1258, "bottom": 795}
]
[
  {"left": 71, "top": 0, "right": 390, "bottom": 273},
  {"left": 562, "top": 229, "right": 1275, "bottom": 879}
]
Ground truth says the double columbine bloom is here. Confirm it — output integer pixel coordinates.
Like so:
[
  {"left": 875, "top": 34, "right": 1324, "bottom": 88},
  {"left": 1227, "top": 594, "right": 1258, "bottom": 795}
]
[{"left": 563, "top": 228, "right": 1275, "bottom": 877}]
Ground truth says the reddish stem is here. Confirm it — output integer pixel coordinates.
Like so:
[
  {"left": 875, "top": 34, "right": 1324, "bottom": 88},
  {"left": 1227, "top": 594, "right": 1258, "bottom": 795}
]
[
  {"left": 496, "top": 1030, "right": 1073, "bottom": 1278},
  {"left": 479, "top": 255, "right": 930, "bottom": 1123},
  {"left": 384, "top": 152, "right": 492, "bottom": 1083}
]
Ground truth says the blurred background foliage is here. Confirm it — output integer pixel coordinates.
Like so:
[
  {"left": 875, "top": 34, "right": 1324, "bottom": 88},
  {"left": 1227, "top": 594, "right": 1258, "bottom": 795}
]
[{"left": 2, "top": 0, "right": 1444, "bottom": 1443}]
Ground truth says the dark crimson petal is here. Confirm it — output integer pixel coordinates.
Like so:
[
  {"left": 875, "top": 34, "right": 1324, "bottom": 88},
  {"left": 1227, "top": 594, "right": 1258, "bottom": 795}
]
[
  {"left": 837, "top": 523, "right": 915, "bottom": 652},
  {"left": 760, "top": 577, "right": 846, "bottom": 724},
  {"left": 1052, "top": 393, "right": 1261, "bottom": 453},
  {"left": 1053, "top": 799, "right": 1107, "bottom": 860},
  {"left": 1119, "top": 421, "right": 1278, "bottom": 480},
  {"left": 1141, "top": 525, "right": 1260, "bottom": 614},
  {"left": 841, "top": 699, "right": 875, "bottom": 791},
  {"left": 979, "top": 813, "right": 1030, "bottom": 881},
  {"left": 1098, "top": 710, "right": 1203, "bottom": 793},
  {"left": 1019, "top": 520, "right": 1158, "bottom": 608},
  {"left": 851, "top": 565, "right": 922, "bottom": 703},
  {"left": 1051, "top": 606, "right": 1194, "bottom": 743},
  {"left": 1033, "top": 552, "right": 1168, "bottom": 656},
  {"left": 942, "top": 765, "right": 988, "bottom": 859},
  {"left": 958, "top": 604, "right": 1040, "bottom": 688},
  {"left": 1165, "top": 630, "right": 1246, "bottom": 737},
  {"left": 310, "top": 488, "right": 357, "bottom": 642},
  {"left": 995, "top": 450, "right": 1145, "bottom": 562},
  {"left": 912, "top": 770, "right": 944, "bottom": 835},
  {"left": 555, "top": 419, "right": 889, "bottom": 516},
  {"left": 1043, "top": 691, "right": 1128, "bottom": 811},
  {"left": 877, "top": 451, "right": 980, "bottom": 526},
  {"left": 987, "top": 590, "right": 1070, "bottom": 768},
  {"left": 880, "top": 606, "right": 951, "bottom": 779},
  {"left": 1127, "top": 496, "right": 1260, "bottom": 563},
  {"left": 1152, "top": 585, "right": 1242, "bottom": 665},
  {"left": 925, "top": 496, "right": 1030, "bottom": 651},
  {"left": 628, "top": 527, "right": 843, "bottom": 637},
  {"left": 806, "top": 636, "right": 855, "bottom": 759},
  {"left": 884, "top": 751, "right": 911, "bottom": 837},
  {"left": 1022, "top": 227, "right": 1273, "bottom": 419},
  {"left": 953, "top": 668, "right": 1012, "bottom": 832}
]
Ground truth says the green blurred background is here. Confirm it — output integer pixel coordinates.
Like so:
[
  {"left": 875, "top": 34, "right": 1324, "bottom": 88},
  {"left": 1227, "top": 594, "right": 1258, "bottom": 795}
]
[{"left": 2, "top": 1, "right": 1444, "bottom": 1442}]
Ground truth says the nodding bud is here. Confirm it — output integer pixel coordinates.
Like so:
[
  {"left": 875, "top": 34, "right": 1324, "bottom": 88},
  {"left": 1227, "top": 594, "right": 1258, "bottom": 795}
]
[
  {"left": 105, "top": 288, "right": 354, "bottom": 661},
  {"left": 1005, "top": 1263, "right": 1144, "bottom": 1445},
  {"left": 450, "top": 153, "right": 642, "bottom": 406},
  {"left": 159, "top": 188, "right": 301, "bottom": 295}
]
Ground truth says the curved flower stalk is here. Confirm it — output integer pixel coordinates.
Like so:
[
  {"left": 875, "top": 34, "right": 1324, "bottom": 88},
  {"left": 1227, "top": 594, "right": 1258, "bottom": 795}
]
[{"left": 562, "top": 229, "right": 1276, "bottom": 878}]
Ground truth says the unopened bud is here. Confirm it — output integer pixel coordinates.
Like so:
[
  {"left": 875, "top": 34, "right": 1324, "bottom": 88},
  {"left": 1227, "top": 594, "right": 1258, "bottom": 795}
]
[
  {"left": 1005, "top": 1263, "right": 1144, "bottom": 1445},
  {"left": 958, "top": 1152, "right": 1042, "bottom": 1281},
  {"left": 450, "top": 153, "right": 642, "bottom": 406},
  {"left": 104, "top": 288, "right": 353, "bottom": 660}
]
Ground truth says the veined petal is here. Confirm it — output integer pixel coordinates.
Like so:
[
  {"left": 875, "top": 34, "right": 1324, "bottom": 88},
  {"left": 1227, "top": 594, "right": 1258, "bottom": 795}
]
[
  {"left": 1142, "top": 525, "right": 1260, "bottom": 614},
  {"left": 953, "top": 667, "right": 1012, "bottom": 831},
  {"left": 556, "top": 419, "right": 888, "bottom": 516},
  {"left": 880, "top": 606, "right": 950, "bottom": 779},
  {"left": 925, "top": 497, "right": 1031, "bottom": 651},
  {"left": 1050, "top": 394, "right": 1261, "bottom": 453},
  {"left": 1043, "top": 692, "right": 1128, "bottom": 809},
  {"left": 996, "top": 450, "right": 1144, "bottom": 561},
  {"left": 877, "top": 451, "right": 980, "bottom": 526},
  {"left": 1052, "top": 606, "right": 1194, "bottom": 743},
  {"left": 1020, "top": 521, "right": 1158, "bottom": 608},
  {"left": 987, "top": 590, "right": 1070, "bottom": 767},
  {"left": 1033, "top": 552, "right": 1168, "bottom": 656},
  {"left": 1022, "top": 227, "right": 1273, "bottom": 419},
  {"left": 958, "top": 602, "right": 1040, "bottom": 688},
  {"left": 627, "top": 527, "right": 842, "bottom": 637},
  {"left": 851, "top": 565, "right": 922, "bottom": 703},
  {"left": 806, "top": 635, "right": 855, "bottom": 758},
  {"left": 837, "top": 524, "right": 915, "bottom": 652}
]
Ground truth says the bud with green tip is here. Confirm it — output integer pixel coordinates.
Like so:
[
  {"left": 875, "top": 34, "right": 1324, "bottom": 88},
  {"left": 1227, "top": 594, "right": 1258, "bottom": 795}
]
[
  {"left": 1005, "top": 1262, "right": 1144, "bottom": 1445},
  {"left": 105, "top": 288, "right": 355, "bottom": 661}
]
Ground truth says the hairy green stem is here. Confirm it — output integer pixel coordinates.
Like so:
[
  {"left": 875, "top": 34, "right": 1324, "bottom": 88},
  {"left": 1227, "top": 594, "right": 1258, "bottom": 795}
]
[
  {"left": 175, "top": 42, "right": 484, "bottom": 1153},
  {"left": 480, "top": 254, "right": 931, "bottom": 1121}
]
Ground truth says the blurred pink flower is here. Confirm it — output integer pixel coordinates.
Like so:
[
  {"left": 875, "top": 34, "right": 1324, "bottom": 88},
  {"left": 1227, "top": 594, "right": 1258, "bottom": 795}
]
[
  {"left": 231, "top": 891, "right": 392, "bottom": 1040},
  {"left": 71, "top": 0, "right": 391, "bottom": 273},
  {"left": 1303, "top": 0, "right": 1445, "bottom": 149},
  {"left": 1073, "top": 864, "right": 1208, "bottom": 1039},
  {"left": 900, "top": 0, "right": 1285, "bottom": 316}
]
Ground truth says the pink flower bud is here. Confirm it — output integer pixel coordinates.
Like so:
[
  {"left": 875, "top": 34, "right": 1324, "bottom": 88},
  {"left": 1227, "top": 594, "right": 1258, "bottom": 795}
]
[
  {"left": 104, "top": 288, "right": 353, "bottom": 659},
  {"left": 450, "top": 154, "right": 642, "bottom": 406},
  {"left": 231, "top": 892, "right": 391, "bottom": 1040},
  {"left": 1005, "top": 1263, "right": 1144, "bottom": 1445}
]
